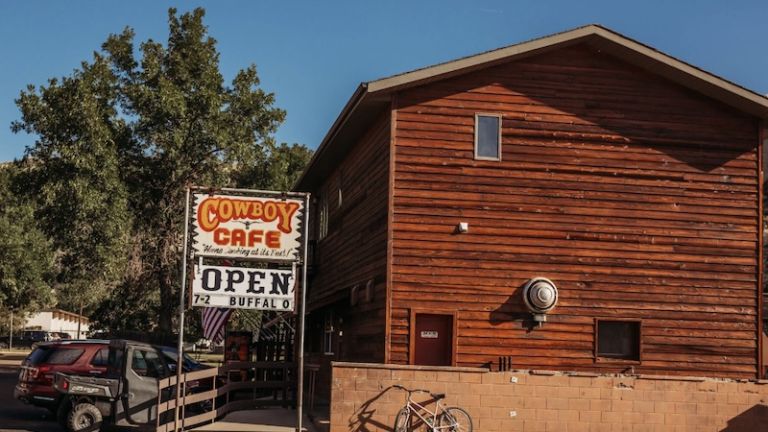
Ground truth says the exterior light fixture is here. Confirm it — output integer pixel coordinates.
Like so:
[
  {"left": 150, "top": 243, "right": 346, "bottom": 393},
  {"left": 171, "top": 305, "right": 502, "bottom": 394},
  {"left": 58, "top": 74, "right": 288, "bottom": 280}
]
[{"left": 522, "top": 277, "right": 558, "bottom": 327}]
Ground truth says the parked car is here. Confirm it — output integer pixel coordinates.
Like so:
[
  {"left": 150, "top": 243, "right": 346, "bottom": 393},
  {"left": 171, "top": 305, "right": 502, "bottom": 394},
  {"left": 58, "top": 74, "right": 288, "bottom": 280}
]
[
  {"left": 20, "top": 330, "right": 54, "bottom": 346},
  {"left": 15, "top": 338, "right": 214, "bottom": 428},
  {"left": 14, "top": 339, "right": 110, "bottom": 421},
  {"left": 52, "top": 332, "right": 73, "bottom": 340},
  {"left": 53, "top": 339, "right": 219, "bottom": 431}
]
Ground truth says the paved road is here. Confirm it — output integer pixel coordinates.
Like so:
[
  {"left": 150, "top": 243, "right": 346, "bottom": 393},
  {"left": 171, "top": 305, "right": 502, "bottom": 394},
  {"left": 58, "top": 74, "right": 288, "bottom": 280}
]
[{"left": 0, "top": 367, "right": 62, "bottom": 432}]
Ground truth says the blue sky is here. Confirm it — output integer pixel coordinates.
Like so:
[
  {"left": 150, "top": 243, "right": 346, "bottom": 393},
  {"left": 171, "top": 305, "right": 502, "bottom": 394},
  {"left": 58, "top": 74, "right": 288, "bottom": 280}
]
[{"left": 0, "top": 0, "right": 766, "bottom": 161}]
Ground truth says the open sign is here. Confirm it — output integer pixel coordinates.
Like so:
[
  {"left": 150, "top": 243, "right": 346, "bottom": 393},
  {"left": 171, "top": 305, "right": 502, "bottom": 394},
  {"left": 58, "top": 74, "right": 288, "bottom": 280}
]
[{"left": 191, "top": 264, "right": 295, "bottom": 311}]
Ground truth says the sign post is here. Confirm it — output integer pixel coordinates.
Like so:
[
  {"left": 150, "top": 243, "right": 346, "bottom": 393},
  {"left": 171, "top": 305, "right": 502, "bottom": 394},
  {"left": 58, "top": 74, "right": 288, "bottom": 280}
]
[
  {"left": 296, "top": 192, "right": 310, "bottom": 432},
  {"left": 174, "top": 188, "right": 192, "bottom": 432},
  {"left": 177, "top": 187, "right": 309, "bottom": 432}
]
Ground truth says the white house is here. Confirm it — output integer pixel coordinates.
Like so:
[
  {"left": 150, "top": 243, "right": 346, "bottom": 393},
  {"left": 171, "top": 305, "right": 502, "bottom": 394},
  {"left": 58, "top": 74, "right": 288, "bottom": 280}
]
[{"left": 24, "top": 309, "right": 90, "bottom": 338}]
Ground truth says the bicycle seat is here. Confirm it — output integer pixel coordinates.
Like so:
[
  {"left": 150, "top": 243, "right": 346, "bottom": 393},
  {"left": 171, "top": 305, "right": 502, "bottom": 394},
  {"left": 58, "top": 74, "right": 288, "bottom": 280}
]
[{"left": 432, "top": 393, "right": 446, "bottom": 400}]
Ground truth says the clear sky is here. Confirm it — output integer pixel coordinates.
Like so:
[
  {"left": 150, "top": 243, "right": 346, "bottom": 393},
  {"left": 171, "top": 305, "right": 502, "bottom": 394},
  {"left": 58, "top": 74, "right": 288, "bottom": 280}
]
[{"left": 0, "top": 0, "right": 766, "bottom": 161}]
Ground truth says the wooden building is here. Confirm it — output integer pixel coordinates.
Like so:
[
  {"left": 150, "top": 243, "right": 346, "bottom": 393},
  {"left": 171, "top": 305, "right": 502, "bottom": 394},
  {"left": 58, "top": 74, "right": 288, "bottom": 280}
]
[{"left": 295, "top": 25, "right": 768, "bottom": 380}]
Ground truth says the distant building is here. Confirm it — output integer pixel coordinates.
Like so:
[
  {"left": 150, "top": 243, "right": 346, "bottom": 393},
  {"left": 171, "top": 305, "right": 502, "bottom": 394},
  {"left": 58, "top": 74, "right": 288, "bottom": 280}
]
[{"left": 24, "top": 308, "right": 90, "bottom": 338}]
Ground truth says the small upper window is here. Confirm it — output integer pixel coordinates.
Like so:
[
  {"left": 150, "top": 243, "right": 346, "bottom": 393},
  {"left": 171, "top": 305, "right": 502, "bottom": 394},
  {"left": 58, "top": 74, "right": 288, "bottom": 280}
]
[
  {"left": 318, "top": 195, "right": 329, "bottom": 241},
  {"left": 474, "top": 114, "right": 501, "bottom": 160},
  {"left": 596, "top": 320, "right": 641, "bottom": 361}
]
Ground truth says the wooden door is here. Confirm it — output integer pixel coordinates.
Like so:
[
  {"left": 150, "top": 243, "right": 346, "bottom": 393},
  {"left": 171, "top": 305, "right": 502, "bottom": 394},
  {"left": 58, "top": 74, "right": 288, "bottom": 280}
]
[{"left": 413, "top": 314, "right": 454, "bottom": 366}]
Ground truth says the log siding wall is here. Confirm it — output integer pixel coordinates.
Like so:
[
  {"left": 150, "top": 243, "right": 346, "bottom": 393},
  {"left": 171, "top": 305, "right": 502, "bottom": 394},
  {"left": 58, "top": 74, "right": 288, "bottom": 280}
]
[
  {"left": 308, "top": 112, "right": 391, "bottom": 363},
  {"left": 389, "top": 45, "right": 761, "bottom": 378}
]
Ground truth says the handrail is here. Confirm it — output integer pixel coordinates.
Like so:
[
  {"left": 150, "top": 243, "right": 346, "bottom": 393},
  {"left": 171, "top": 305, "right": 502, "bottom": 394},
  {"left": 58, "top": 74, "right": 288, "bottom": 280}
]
[{"left": 155, "top": 361, "right": 296, "bottom": 431}]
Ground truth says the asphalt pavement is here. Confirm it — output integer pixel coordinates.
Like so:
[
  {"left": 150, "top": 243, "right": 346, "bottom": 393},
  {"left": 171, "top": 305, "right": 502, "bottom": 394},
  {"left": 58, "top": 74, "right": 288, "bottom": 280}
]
[{"left": 0, "top": 367, "right": 62, "bottom": 432}]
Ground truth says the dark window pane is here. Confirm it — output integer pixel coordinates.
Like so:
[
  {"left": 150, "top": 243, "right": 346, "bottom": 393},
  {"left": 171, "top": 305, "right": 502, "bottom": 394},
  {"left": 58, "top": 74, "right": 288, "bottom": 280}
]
[
  {"left": 131, "top": 350, "right": 148, "bottom": 376},
  {"left": 90, "top": 348, "right": 109, "bottom": 367},
  {"left": 45, "top": 348, "right": 85, "bottom": 365},
  {"left": 27, "top": 347, "right": 51, "bottom": 366},
  {"left": 132, "top": 349, "right": 166, "bottom": 379},
  {"left": 476, "top": 115, "right": 500, "bottom": 159},
  {"left": 597, "top": 321, "right": 640, "bottom": 360}
]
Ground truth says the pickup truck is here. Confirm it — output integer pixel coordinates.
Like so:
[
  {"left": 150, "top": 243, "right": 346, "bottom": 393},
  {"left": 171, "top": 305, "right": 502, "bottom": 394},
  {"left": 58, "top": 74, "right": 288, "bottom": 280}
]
[{"left": 53, "top": 339, "right": 209, "bottom": 432}]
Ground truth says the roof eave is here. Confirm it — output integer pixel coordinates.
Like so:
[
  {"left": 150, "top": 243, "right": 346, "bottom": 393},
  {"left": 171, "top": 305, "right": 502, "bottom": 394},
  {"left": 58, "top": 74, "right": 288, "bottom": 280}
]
[
  {"left": 293, "top": 83, "right": 369, "bottom": 191},
  {"left": 365, "top": 25, "right": 768, "bottom": 119}
]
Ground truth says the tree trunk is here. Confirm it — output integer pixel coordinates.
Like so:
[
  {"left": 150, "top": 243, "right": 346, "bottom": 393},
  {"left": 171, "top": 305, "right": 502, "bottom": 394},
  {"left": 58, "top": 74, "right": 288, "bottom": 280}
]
[{"left": 157, "top": 263, "right": 175, "bottom": 335}]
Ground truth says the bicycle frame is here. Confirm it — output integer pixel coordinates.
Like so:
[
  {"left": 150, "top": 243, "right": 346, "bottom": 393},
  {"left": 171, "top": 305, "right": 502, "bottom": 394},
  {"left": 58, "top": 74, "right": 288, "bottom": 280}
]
[{"left": 402, "top": 394, "right": 455, "bottom": 431}]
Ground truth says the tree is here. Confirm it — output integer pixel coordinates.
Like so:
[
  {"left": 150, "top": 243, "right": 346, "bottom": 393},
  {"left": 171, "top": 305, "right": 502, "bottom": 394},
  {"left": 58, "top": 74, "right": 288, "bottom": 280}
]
[
  {"left": 12, "top": 8, "right": 311, "bottom": 334},
  {"left": 0, "top": 164, "right": 55, "bottom": 316},
  {"left": 12, "top": 55, "right": 131, "bottom": 312}
]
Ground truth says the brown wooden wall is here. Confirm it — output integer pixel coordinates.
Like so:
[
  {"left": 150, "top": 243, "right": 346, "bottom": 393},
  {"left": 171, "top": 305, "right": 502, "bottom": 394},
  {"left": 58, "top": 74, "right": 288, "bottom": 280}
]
[
  {"left": 389, "top": 44, "right": 761, "bottom": 378},
  {"left": 306, "top": 111, "right": 391, "bottom": 363}
]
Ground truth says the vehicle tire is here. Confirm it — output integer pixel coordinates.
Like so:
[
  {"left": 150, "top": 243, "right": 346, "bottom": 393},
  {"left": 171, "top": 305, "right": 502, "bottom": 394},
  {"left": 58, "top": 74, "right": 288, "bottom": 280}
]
[
  {"left": 56, "top": 399, "right": 72, "bottom": 427},
  {"left": 66, "top": 403, "right": 102, "bottom": 432},
  {"left": 438, "top": 407, "right": 473, "bottom": 432},
  {"left": 393, "top": 407, "right": 412, "bottom": 432}
]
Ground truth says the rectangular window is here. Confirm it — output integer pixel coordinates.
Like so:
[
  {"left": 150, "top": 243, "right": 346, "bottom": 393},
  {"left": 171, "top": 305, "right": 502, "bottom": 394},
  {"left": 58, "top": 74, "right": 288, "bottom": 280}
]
[
  {"left": 474, "top": 114, "right": 502, "bottom": 160},
  {"left": 318, "top": 195, "right": 329, "bottom": 240},
  {"left": 596, "top": 320, "right": 641, "bottom": 361},
  {"left": 323, "top": 310, "right": 334, "bottom": 355}
]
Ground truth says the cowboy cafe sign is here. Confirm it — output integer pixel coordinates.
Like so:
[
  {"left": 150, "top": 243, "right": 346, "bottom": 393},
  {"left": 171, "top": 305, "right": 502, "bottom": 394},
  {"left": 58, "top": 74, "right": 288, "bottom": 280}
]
[
  {"left": 188, "top": 190, "right": 306, "bottom": 312},
  {"left": 178, "top": 188, "right": 311, "bottom": 431}
]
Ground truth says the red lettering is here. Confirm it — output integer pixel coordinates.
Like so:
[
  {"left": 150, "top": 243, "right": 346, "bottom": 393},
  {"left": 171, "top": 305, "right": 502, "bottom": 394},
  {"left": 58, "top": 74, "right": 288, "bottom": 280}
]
[
  {"left": 266, "top": 231, "right": 281, "bottom": 248},
  {"left": 211, "top": 228, "right": 281, "bottom": 249},
  {"left": 248, "top": 230, "right": 264, "bottom": 247},
  {"left": 230, "top": 229, "right": 246, "bottom": 246}
]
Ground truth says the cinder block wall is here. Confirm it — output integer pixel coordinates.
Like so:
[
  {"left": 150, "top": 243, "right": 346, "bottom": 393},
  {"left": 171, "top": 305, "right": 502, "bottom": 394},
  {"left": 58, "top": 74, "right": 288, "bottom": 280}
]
[{"left": 330, "top": 362, "right": 768, "bottom": 432}]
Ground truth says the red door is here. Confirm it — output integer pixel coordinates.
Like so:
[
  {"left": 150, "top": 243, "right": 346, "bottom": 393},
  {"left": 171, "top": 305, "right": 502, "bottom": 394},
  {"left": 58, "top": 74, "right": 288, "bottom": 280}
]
[{"left": 414, "top": 314, "right": 453, "bottom": 366}]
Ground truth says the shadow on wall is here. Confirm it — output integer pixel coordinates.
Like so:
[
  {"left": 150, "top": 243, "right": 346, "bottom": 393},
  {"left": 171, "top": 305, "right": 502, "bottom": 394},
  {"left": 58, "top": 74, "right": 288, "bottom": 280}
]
[
  {"left": 721, "top": 404, "right": 768, "bottom": 431},
  {"left": 348, "top": 386, "right": 394, "bottom": 432},
  {"left": 348, "top": 386, "right": 439, "bottom": 432}
]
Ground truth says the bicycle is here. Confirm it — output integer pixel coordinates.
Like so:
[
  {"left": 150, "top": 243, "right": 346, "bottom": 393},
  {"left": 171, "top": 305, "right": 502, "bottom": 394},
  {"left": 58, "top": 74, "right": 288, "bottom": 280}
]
[{"left": 392, "top": 384, "right": 473, "bottom": 432}]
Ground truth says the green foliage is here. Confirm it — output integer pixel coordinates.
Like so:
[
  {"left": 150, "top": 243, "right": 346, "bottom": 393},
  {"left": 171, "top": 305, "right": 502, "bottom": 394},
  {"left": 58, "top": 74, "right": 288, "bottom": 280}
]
[
  {"left": 10, "top": 7, "right": 312, "bottom": 333},
  {"left": 0, "top": 165, "right": 55, "bottom": 314},
  {"left": 235, "top": 142, "right": 314, "bottom": 191},
  {"left": 11, "top": 50, "right": 131, "bottom": 312}
]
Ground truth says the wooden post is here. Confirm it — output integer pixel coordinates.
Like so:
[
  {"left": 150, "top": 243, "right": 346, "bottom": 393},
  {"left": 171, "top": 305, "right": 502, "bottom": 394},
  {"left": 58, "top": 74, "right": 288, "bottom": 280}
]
[
  {"left": 9, "top": 310, "right": 13, "bottom": 351},
  {"left": 77, "top": 303, "right": 82, "bottom": 339},
  {"left": 174, "top": 188, "right": 192, "bottom": 432}
]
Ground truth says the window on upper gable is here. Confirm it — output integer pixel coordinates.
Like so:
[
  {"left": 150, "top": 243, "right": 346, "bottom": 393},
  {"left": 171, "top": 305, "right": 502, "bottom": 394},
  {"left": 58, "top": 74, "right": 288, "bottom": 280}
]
[
  {"left": 318, "top": 194, "right": 329, "bottom": 241},
  {"left": 474, "top": 114, "right": 502, "bottom": 161}
]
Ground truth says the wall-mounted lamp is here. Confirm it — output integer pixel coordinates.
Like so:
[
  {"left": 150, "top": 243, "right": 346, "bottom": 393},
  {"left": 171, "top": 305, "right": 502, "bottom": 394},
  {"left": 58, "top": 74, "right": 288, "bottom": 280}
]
[
  {"left": 456, "top": 222, "right": 469, "bottom": 233},
  {"left": 522, "top": 277, "right": 558, "bottom": 327}
]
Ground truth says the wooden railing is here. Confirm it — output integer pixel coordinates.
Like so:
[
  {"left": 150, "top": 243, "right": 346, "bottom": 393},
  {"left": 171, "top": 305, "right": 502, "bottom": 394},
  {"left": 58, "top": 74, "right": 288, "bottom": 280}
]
[{"left": 156, "top": 361, "right": 296, "bottom": 432}]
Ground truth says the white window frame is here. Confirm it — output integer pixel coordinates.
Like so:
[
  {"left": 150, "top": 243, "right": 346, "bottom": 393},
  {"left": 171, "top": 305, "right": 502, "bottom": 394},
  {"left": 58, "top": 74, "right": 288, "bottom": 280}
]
[{"left": 474, "top": 113, "right": 502, "bottom": 161}]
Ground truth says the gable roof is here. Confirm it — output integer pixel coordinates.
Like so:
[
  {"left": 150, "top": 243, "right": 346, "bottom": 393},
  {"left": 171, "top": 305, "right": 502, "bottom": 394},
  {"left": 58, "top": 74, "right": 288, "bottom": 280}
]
[{"left": 295, "top": 24, "right": 768, "bottom": 191}]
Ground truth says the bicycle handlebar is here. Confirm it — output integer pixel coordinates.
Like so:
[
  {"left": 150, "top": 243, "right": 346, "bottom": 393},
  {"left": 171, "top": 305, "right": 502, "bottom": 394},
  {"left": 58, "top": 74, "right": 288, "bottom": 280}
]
[{"left": 392, "top": 384, "right": 431, "bottom": 394}]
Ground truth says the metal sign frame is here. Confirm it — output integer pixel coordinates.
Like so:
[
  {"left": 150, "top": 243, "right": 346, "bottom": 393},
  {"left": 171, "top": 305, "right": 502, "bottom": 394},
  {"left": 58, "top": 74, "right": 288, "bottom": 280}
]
[{"left": 175, "top": 186, "right": 310, "bottom": 432}]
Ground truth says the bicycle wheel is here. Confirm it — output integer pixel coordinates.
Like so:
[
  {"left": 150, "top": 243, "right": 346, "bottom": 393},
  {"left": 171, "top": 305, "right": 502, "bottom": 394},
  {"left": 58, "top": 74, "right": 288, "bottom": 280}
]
[
  {"left": 394, "top": 407, "right": 412, "bottom": 432},
  {"left": 438, "top": 407, "right": 473, "bottom": 432}
]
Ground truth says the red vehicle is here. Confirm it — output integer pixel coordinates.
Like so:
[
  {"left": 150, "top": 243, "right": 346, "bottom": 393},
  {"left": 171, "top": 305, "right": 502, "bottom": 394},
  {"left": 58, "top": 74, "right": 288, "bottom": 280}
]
[{"left": 14, "top": 340, "right": 110, "bottom": 419}]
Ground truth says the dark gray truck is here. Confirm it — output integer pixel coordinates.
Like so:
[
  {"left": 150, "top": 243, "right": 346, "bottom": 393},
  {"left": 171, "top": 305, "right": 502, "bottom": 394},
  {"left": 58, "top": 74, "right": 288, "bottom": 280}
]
[{"left": 53, "top": 339, "right": 185, "bottom": 432}]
